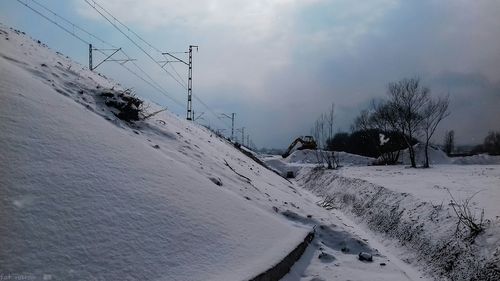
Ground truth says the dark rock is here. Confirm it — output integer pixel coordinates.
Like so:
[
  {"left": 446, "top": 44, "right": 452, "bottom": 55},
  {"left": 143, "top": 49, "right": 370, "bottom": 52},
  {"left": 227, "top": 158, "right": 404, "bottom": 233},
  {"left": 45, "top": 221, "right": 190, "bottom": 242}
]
[
  {"left": 208, "top": 177, "right": 223, "bottom": 186},
  {"left": 318, "top": 252, "right": 335, "bottom": 263},
  {"left": 358, "top": 252, "right": 373, "bottom": 262}
]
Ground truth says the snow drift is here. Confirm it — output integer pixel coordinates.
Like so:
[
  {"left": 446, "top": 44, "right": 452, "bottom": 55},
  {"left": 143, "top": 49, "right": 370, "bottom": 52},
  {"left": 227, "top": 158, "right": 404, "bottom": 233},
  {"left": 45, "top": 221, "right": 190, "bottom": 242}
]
[
  {"left": 398, "top": 143, "right": 452, "bottom": 165},
  {"left": 398, "top": 143, "right": 500, "bottom": 166},
  {"left": 284, "top": 149, "right": 374, "bottom": 166},
  {"left": 262, "top": 149, "right": 375, "bottom": 178}
]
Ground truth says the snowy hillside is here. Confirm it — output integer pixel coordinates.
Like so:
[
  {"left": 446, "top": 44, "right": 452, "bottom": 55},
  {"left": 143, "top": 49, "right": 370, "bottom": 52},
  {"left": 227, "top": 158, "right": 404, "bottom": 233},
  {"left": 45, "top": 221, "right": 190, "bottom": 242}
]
[
  {"left": 0, "top": 23, "right": 440, "bottom": 281},
  {"left": 0, "top": 24, "right": 311, "bottom": 281}
]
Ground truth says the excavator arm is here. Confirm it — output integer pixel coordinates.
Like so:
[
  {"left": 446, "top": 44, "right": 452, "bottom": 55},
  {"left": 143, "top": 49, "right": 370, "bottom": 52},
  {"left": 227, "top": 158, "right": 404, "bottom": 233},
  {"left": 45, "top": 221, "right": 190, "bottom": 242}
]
[
  {"left": 282, "top": 138, "right": 303, "bottom": 158},
  {"left": 282, "top": 136, "right": 317, "bottom": 158}
]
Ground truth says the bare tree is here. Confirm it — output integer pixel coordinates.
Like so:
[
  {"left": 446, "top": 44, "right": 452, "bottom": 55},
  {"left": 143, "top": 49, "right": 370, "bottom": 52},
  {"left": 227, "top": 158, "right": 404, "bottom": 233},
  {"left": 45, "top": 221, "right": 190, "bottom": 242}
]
[
  {"left": 443, "top": 130, "right": 455, "bottom": 155},
  {"left": 311, "top": 103, "right": 337, "bottom": 169},
  {"left": 422, "top": 95, "right": 450, "bottom": 168},
  {"left": 387, "top": 78, "right": 429, "bottom": 168}
]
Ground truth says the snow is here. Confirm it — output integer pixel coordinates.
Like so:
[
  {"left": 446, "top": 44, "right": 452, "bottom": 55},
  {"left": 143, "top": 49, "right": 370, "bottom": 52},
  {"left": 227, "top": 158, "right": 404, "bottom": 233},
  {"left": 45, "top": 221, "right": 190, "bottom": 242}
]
[
  {"left": 262, "top": 139, "right": 500, "bottom": 279},
  {"left": 337, "top": 165, "right": 500, "bottom": 218},
  {"left": 452, "top": 153, "right": 500, "bottom": 165},
  {"left": 0, "top": 24, "right": 309, "bottom": 281},
  {"left": 261, "top": 149, "right": 375, "bottom": 177},
  {"left": 282, "top": 149, "right": 374, "bottom": 166},
  {"left": 1, "top": 22, "right": 469, "bottom": 281},
  {"left": 294, "top": 165, "right": 500, "bottom": 280},
  {"left": 399, "top": 143, "right": 500, "bottom": 166},
  {"left": 399, "top": 143, "right": 452, "bottom": 165}
]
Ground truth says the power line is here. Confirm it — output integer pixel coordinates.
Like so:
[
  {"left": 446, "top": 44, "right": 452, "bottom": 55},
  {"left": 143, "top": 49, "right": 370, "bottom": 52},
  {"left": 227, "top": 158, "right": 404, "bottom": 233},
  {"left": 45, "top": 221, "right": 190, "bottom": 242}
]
[
  {"left": 18, "top": 0, "right": 233, "bottom": 131},
  {"left": 122, "top": 50, "right": 184, "bottom": 107},
  {"left": 84, "top": 0, "right": 188, "bottom": 90},
  {"left": 83, "top": 0, "right": 188, "bottom": 89},
  {"left": 86, "top": 0, "right": 162, "bottom": 54},
  {"left": 84, "top": 0, "right": 235, "bottom": 130},
  {"left": 16, "top": 0, "right": 89, "bottom": 46},
  {"left": 29, "top": 0, "right": 117, "bottom": 49},
  {"left": 16, "top": 0, "right": 184, "bottom": 110}
]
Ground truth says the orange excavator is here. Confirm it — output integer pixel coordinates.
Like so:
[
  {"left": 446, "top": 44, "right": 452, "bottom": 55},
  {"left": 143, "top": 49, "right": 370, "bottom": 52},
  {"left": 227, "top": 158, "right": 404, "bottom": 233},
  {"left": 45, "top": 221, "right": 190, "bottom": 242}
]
[{"left": 282, "top": 136, "right": 317, "bottom": 158}]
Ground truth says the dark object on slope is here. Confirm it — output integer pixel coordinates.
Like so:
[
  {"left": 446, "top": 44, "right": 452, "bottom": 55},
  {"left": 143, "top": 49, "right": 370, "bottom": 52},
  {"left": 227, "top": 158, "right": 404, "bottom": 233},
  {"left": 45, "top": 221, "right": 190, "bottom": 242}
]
[
  {"left": 318, "top": 252, "right": 335, "bottom": 263},
  {"left": 358, "top": 252, "right": 373, "bottom": 262},
  {"left": 208, "top": 177, "right": 223, "bottom": 186},
  {"left": 101, "top": 91, "right": 144, "bottom": 122}
]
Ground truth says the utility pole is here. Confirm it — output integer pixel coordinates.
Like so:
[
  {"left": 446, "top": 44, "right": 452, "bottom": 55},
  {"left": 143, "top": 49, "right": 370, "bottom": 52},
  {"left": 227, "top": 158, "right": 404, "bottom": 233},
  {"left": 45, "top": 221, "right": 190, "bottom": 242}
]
[
  {"left": 89, "top": 44, "right": 134, "bottom": 71},
  {"left": 187, "top": 45, "right": 197, "bottom": 121},
  {"left": 247, "top": 135, "right": 250, "bottom": 147},
  {"left": 236, "top": 127, "right": 245, "bottom": 144},
  {"left": 162, "top": 45, "right": 198, "bottom": 121},
  {"left": 220, "top": 113, "right": 235, "bottom": 141},
  {"left": 89, "top": 44, "right": 92, "bottom": 71}
]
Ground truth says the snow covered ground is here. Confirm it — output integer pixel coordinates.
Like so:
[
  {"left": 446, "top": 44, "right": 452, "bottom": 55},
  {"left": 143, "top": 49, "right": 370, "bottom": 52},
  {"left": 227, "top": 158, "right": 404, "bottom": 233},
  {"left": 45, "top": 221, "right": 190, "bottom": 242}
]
[
  {"left": 399, "top": 143, "right": 500, "bottom": 166},
  {"left": 294, "top": 165, "right": 500, "bottom": 280},
  {"left": 261, "top": 150, "right": 375, "bottom": 178},
  {"left": 263, "top": 139, "right": 500, "bottom": 279},
  {"left": 0, "top": 23, "right": 450, "bottom": 281},
  {"left": 337, "top": 165, "right": 500, "bottom": 218},
  {"left": 0, "top": 24, "right": 312, "bottom": 281},
  {"left": 0, "top": 23, "right": 439, "bottom": 281}
]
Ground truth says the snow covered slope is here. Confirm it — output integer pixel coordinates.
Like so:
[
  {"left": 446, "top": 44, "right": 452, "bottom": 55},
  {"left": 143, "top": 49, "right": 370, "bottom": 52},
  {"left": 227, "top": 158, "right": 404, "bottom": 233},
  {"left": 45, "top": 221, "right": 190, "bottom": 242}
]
[
  {"left": 399, "top": 143, "right": 452, "bottom": 165},
  {"left": 0, "top": 24, "right": 309, "bottom": 281},
  {"left": 262, "top": 149, "right": 375, "bottom": 177},
  {"left": 296, "top": 166, "right": 500, "bottom": 280},
  {"left": 284, "top": 149, "right": 375, "bottom": 166}
]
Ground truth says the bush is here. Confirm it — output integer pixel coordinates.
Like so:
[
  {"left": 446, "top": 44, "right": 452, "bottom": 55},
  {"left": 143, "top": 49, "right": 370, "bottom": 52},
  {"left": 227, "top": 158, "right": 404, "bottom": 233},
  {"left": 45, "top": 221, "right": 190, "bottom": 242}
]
[
  {"left": 101, "top": 90, "right": 144, "bottom": 122},
  {"left": 448, "top": 190, "right": 488, "bottom": 238}
]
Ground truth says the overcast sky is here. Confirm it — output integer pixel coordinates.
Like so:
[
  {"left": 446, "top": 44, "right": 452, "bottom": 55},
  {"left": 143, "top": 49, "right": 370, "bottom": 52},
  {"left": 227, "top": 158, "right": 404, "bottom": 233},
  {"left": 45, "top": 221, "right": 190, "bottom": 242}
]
[{"left": 1, "top": 0, "right": 499, "bottom": 148}]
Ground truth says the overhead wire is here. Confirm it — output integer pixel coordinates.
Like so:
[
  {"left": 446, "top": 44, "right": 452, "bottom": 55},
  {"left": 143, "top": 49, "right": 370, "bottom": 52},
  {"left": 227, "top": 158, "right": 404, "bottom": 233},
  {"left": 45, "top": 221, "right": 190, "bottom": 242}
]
[
  {"left": 16, "top": 0, "right": 184, "bottom": 110},
  {"left": 84, "top": 0, "right": 232, "bottom": 130},
  {"left": 17, "top": 0, "right": 233, "bottom": 131},
  {"left": 84, "top": 0, "right": 188, "bottom": 90},
  {"left": 82, "top": 0, "right": 188, "bottom": 89},
  {"left": 29, "top": 0, "right": 117, "bottom": 49}
]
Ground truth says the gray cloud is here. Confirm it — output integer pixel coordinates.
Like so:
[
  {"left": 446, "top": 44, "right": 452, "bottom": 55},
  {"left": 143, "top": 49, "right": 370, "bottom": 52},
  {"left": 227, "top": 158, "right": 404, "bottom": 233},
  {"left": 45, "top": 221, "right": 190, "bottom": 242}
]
[{"left": 73, "top": 0, "right": 500, "bottom": 148}]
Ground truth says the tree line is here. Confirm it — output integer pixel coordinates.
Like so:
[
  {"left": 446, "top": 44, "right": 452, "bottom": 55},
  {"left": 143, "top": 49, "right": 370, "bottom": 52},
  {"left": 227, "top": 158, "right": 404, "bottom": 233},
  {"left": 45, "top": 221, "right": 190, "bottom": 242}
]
[
  {"left": 310, "top": 77, "right": 500, "bottom": 168},
  {"left": 313, "top": 77, "right": 450, "bottom": 168}
]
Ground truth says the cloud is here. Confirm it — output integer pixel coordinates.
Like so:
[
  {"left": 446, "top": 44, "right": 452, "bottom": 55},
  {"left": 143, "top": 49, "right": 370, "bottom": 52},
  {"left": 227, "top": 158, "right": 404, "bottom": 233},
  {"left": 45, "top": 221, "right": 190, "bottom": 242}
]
[
  {"left": 429, "top": 72, "right": 500, "bottom": 145},
  {"left": 74, "top": 0, "right": 500, "bottom": 148}
]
